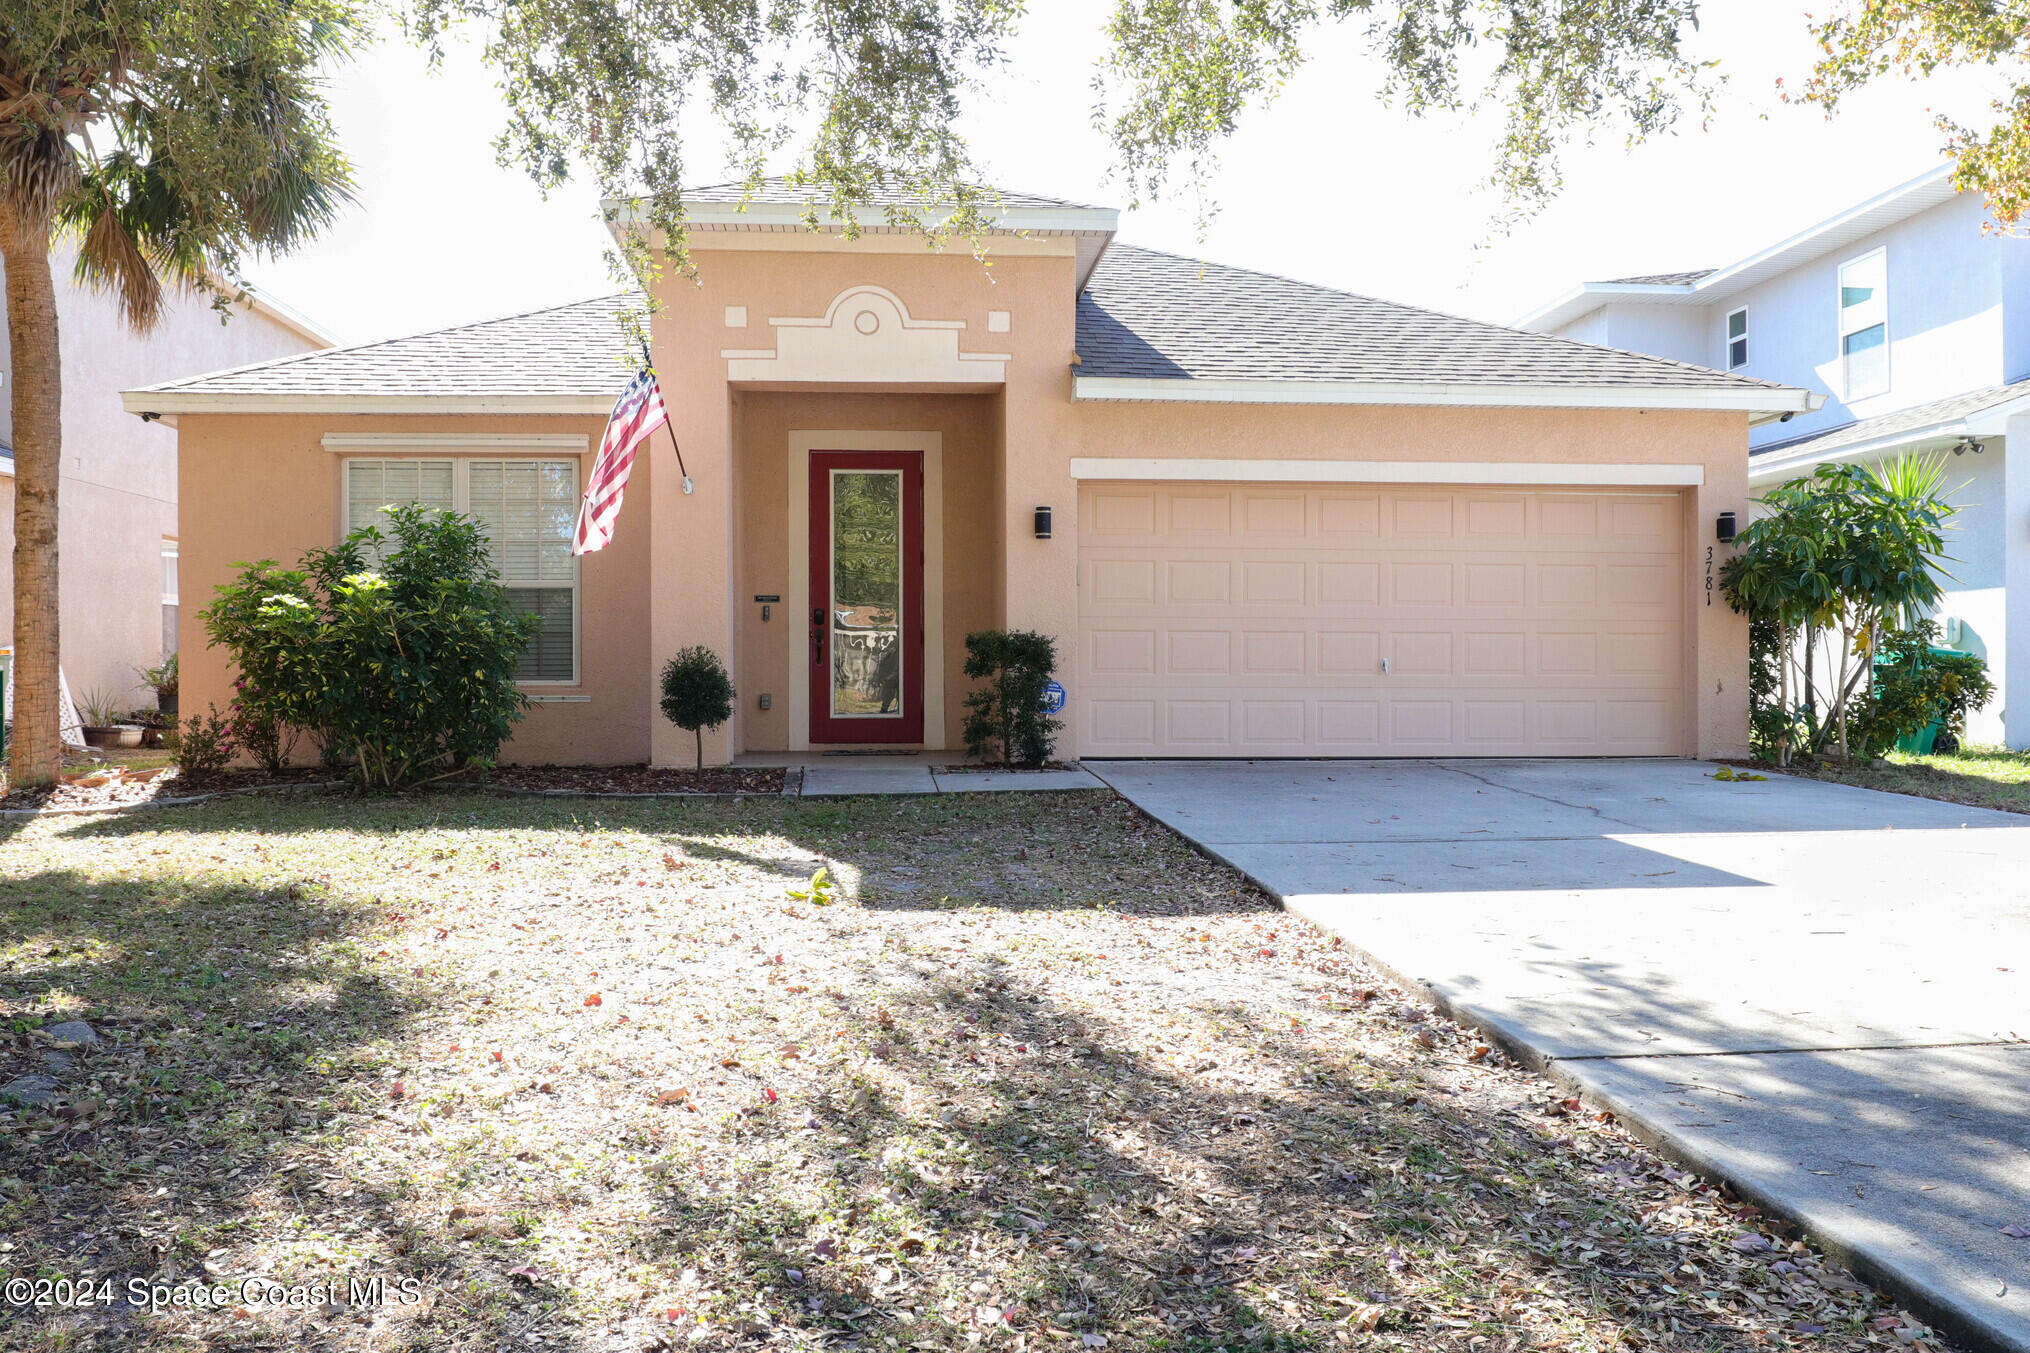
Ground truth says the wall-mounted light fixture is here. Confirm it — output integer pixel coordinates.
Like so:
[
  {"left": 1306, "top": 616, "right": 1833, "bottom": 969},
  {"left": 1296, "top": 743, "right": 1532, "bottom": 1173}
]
[
  {"left": 1034, "top": 505, "right": 1053, "bottom": 539},
  {"left": 1953, "top": 437, "right": 1986, "bottom": 456},
  {"left": 1716, "top": 511, "right": 1738, "bottom": 543}
]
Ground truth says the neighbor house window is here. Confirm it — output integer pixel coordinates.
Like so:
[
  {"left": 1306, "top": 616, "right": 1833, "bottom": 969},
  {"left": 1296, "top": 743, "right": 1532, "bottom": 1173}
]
[
  {"left": 1726, "top": 308, "right": 1748, "bottom": 369},
  {"left": 1838, "top": 250, "right": 1888, "bottom": 399},
  {"left": 343, "top": 457, "right": 579, "bottom": 684},
  {"left": 161, "top": 537, "right": 179, "bottom": 658}
]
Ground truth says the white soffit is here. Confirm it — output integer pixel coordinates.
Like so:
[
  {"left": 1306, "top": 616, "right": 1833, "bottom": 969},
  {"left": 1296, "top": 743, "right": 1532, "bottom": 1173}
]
[{"left": 603, "top": 196, "right": 1120, "bottom": 289}]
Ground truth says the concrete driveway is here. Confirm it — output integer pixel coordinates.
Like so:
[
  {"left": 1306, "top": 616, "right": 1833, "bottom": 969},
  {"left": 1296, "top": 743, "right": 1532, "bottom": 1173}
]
[{"left": 1087, "top": 758, "right": 2030, "bottom": 1352}]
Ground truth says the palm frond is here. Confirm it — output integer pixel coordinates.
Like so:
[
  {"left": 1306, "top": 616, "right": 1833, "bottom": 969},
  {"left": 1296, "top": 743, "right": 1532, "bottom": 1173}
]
[
  {"left": 70, "top": 195, "right": 163, "bottom": 329},
  {"left": 1869, "top": 448, "right": 1951, "bottom": 505},
  {"left": 0, "top": 119, "right": 81, "bottom": 224}
]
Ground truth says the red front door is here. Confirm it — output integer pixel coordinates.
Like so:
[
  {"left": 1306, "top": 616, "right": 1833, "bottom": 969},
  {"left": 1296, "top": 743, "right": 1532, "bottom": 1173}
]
[{"left": 809, "top": 451, "right": 925, "bottom": 744}]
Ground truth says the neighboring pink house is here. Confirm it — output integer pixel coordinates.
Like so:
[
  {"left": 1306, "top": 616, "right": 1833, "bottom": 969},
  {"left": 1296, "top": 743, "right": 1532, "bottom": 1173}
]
[
  {"left": 1, "top": 245, "right": 329, "bottom": 714},
  {"left": 127, "top": 184, "right": 1816, "bottom": 765}
]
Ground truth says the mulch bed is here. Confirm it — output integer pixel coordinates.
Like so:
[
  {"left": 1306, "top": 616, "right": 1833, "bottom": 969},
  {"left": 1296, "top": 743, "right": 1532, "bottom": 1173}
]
[
  {"left": 478, "top": 763, "right": 786, "bottom": 795},
  {"left": 0, "top": 764, "right": 332, "bottom": 813}
]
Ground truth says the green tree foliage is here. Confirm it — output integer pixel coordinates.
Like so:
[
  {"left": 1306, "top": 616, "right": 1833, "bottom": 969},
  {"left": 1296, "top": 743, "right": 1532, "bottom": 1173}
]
[
  {"left": 1096, "top": 0, "right": 1707, "bottom": 224},
  {"left": 1798, "top": 2, "right": 2030, "bottom": 228},
  {"left": 201, "top": 505, "right": 538, "bottom": 791},
  {"left": 405, "top": 0, "right": 1713, "bottom": 286},
  {"left": 660, "top": 646, "right": 737, "bottom": 769},
  {"left": 0, "top": 0, "right": 358, "bottom": 786},
  {"left": 1721, "top": 455, "right": 1971, "bottom": 764},
  {"left": 1846, "top": 621, "right": 1995, "bottom": 758},
  {"left": 961, "top": 630, "right": 1062, "bottom": 768}
]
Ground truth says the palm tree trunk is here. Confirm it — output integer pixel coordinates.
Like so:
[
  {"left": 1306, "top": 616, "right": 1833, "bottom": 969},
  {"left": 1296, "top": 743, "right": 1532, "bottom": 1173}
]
[{"left": 0, "top": 203, "right": 62, "bottom": 789}]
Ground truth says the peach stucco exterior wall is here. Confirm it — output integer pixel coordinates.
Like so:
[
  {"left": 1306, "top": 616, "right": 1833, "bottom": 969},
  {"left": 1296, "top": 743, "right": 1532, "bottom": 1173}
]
[
  {"left": 173, "top": 412, "right": 653, "bottom": 766},
  {"left": 646, "top": 242, "right": 1071, "bottom": 764},
  {"left": 166, "top": 234, "right": 1754, "bottom": 769},
  {"left": 648, "top": 242, "right": 1751, "bottom": 762},
  {"left": 731, "top": 389, "right": 1004, "bottom": 751}
]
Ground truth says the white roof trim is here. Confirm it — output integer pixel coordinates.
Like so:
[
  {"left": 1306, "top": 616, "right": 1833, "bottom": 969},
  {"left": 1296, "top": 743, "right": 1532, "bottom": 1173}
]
[
  {"left": 606, "top": 195, "right": 1118, "bottom": 237},
  {"left": 1512, "top": 281, "right": 1704, "bottom": 333},
  {"left": 1073, "top": 374, "right": 1820, "bottom": 421},
  {"left": 241, "top": 286, "right": 340, "bottom": 349},
  {"left": 603, "top": 196, "right": 1119, "bottom": 288},
  {"left": 1517, "top": 165, "right": 1959, "bottom": 332},
  {"left": 1748, "top": 390, "right": 2030, "bottom": 482},
  {"left": 1071, "top": 457, "right": 1704, "bottom": 487},
  {"left": 121, "top": 392, "right": 615, "bottom": 417}
]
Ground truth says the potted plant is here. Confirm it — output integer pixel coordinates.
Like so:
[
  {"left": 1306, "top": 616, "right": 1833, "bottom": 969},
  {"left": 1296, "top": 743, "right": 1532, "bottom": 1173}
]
[
  {"left": 78, "top": 689, "right": 144, "bottom": 749},
  {"left": 137, "top": 653, "right": 179, "bottom": 716}
]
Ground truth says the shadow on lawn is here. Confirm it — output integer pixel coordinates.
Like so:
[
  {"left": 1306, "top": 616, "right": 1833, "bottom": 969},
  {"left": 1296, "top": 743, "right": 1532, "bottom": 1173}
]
[
  {"left": 9, "top": 792, "right": 1915, "bottom": 1351},
  {"left": 0, "top": 868, "right": 547, "bottom": 1350},
  {"left": 632, "top": 962, "right": 1767, "bottom": 1352}
]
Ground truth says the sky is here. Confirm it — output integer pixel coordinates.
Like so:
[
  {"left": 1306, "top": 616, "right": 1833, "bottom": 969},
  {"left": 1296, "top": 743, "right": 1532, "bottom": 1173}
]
[{"left": 251, "top": 0, "right": 2017, "bottom": 347}]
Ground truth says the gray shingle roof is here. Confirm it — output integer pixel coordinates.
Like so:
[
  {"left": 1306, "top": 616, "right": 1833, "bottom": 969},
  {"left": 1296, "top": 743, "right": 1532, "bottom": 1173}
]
[
  {"left": 1752, "top": 378, "right": 2030, "bottom": 458},
  {"left": 680, "top": 178, "right": 1102, "bottom": 212},
  {"left": 1601, "top": 269, "right": 1715, "bottom": 286},
  {"left": 1076, "top": 245, "right": 1787, "bottom": 391},
  {"left": 133, "top": 293, "right": 642, "bottom": 399}
]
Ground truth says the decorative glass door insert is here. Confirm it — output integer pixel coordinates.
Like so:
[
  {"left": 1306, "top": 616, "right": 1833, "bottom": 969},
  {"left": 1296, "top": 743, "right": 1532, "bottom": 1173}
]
[{"left": 808, "top": 452, "right": 924, "bottom": 743}]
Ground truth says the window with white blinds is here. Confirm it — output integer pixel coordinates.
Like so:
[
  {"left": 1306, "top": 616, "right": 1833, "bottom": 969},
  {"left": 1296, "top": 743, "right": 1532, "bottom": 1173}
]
[{"left": 343, "top": 458, "right": 580, "bottom": 684}]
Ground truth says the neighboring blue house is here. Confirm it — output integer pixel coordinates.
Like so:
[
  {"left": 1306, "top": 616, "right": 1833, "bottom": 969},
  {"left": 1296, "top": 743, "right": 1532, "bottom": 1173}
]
[{"left": 1517, "top": 165, "right": 2030, "bottom": 748}]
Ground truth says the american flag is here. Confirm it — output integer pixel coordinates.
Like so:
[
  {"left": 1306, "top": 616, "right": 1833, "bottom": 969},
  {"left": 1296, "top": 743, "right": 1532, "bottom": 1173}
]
[{"left": 573, "top": 367, "right": 670, "bottom": 555}]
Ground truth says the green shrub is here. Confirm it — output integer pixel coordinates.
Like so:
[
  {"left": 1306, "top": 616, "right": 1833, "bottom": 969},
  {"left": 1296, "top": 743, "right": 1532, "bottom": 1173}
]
[
  {"left": 1721, "top": 455, "right": 1958, "bottom": 763},
  {"left": 167, "top": 705, "right": 235, "bottom": 776},
  {"left": 659, "top": 646, "right": 736, "bottom": 769},
  {"left": 1846, "top": 621, "right": 1995, "bottom": 757},
  {"left": 227, "top": 680, "right": 299, "bottom": 774},
  {"left": 961, "top": 629, "right": 1062, "bottom": 767},
  {"left": 201, "top": 504, "right": 539, "bottom": 791}
]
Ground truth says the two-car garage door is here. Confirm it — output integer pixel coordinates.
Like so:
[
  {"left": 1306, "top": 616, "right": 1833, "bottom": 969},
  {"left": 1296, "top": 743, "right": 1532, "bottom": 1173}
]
[{"left": 1076, "top": 482, "right": 1687, "bottom": 758}]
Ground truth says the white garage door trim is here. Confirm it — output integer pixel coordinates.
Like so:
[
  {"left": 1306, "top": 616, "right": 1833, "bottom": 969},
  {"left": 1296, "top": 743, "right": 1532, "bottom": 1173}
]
[
  {"left": 1076, "top": 482, "right": 1689, "bottom": 759},
  {"left": 1070, "top": 458, "right": 1706, "bottom": 486}
]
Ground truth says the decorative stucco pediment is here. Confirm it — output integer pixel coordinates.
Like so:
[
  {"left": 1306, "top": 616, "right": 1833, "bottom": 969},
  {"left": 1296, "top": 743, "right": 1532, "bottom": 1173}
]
[{"left": 721, "top": 286, "right": 1009, "bottom": 383}]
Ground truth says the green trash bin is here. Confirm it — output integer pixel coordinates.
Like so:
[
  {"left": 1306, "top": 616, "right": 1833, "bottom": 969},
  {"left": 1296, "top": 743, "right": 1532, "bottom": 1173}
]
[{"left": 1873, "top": 644, "right": 1972, "bottom": 755}]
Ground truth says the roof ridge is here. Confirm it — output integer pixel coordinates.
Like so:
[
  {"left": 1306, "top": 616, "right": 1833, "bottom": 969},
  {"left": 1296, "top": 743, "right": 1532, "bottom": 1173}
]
[
  {"left": 138, "top": 290, "right": 643, "bottom": 395},
  {"left": 1094, "top": 243, "right": 1790, "bottom": 392}
]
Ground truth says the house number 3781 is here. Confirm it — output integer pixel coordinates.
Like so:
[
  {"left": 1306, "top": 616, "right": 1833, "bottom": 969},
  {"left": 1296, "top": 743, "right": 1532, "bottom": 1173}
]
[{"left": 1705, "top": 545, "right": 1714, "bottom": 606}]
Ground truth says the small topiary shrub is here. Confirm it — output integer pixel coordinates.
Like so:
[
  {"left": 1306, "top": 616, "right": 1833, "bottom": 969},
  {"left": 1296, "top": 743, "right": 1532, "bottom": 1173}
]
[
  {"left": 961, "top": 629, "right": 1062, "bottom": 767},
  {"left": 202, "top": 504, "right": 539, "bottom": 791},
  {"left": 660, "top": 646, "right": 736, "bottom": 769}
]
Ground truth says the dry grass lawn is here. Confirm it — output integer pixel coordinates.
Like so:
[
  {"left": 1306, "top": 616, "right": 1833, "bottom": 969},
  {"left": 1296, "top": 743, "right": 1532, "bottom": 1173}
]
[
  {"left": 0, "top": 791, "right": 1948, "bottom": 1352},
  {"left": 1769, "top": 745, "right": 2030, "bottom": 815}
]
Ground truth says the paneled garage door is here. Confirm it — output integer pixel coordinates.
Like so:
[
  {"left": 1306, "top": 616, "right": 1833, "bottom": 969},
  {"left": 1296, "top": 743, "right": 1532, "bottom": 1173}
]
[{"left": 1076, "top": 482, "right": 1687, "bottom": 757}]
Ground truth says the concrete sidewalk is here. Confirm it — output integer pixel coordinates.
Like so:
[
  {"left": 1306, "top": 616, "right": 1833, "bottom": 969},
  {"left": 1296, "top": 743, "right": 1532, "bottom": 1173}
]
[
  {"left": 792, "top": 762, "right": 1107, "bottom": 797},
  {"left": 1087, "top": 757, "right": 2030, "bottom": 1353}
]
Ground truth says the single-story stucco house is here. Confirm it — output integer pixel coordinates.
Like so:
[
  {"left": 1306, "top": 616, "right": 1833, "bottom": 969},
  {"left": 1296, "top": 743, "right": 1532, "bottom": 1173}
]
[{"left": 122, "top": 185, "right": 1818, "bottom": 767}]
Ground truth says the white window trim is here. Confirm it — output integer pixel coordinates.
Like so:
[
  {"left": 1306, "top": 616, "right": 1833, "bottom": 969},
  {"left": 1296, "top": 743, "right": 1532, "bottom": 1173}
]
[
  {"left": 161, "top": 538, "right": 180, "bottom": 607},
  {"left": 1837, "top": 247, "right": 1890, "bottom": 401},
  {"left": 1725, "top": 307, "right": 1749, "bottom": 371},
  {"left": 341, "top": 456, "right": 581, "bottom": 687}
]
